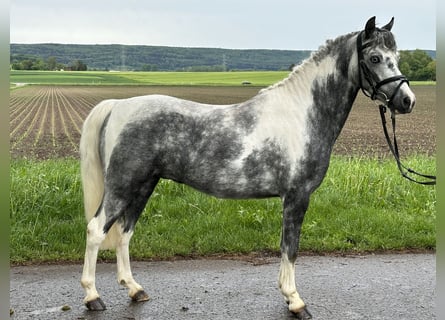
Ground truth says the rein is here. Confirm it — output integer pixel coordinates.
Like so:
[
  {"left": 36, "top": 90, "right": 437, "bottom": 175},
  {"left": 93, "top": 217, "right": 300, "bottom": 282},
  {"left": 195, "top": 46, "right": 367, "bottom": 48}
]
[
  {"left": 379, "top": 105, "right": 436, "bottom": 185},
  {"left": 356, "top": 31, "right": 436, "bottom": 186}
]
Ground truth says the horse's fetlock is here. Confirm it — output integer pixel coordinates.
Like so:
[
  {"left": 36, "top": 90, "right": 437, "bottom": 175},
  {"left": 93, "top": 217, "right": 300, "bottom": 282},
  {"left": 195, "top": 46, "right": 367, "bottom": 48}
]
[
  {"left": 288, "top": 294, "right": 306, "bottom": 313},
  {"left": 81, "top": 278, "right": 92, "bottom": 289}
]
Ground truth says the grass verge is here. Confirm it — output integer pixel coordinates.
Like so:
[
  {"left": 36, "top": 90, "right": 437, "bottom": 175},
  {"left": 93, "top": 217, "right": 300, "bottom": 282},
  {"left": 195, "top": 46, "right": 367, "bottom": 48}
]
[
  {"left": 9, "top": 70, "right": 289, "bottom": 86},
  {"left": 10, "top": 156, "right": 435, "bottom": 264}
]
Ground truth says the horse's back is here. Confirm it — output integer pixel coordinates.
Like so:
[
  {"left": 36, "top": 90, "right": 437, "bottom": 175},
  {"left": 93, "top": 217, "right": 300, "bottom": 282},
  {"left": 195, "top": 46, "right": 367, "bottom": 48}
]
[
  {"left": 110, "top": 94, "right": 231, "bottom": 117},
  {"left": 95, "top": 94, "right": 288, "bottom": 198}
]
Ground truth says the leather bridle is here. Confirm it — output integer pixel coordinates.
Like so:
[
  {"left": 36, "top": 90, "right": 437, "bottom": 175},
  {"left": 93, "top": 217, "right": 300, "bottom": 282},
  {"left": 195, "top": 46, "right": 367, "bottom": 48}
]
[
  {"left": 356, "top": 30, "right": 409, "bottom": 108},
  {"left": 356, "top": 30, "right": 436, "bottom": 185}
]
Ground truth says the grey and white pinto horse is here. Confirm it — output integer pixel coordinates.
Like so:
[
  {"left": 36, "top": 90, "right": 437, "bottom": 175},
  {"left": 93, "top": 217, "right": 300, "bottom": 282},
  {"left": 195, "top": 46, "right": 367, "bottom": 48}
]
[{"left": 80, "top": 17, "right": 415, "bottom": 318}]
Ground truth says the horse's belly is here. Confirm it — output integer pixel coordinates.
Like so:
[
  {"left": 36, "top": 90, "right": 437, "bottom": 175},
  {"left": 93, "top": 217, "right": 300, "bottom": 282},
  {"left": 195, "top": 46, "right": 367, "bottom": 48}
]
[
  {"left": 160, "top": 152, "right": 283, "bottom": 199},
  {"left": 173, "top": 174, "right": 280, "bottom": 199}
]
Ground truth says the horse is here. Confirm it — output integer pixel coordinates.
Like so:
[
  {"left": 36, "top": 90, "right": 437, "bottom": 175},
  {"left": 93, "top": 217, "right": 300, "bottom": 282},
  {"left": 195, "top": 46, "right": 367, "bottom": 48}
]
[{"left": 80, "top": 17, "right": 415, "bottom": 318}]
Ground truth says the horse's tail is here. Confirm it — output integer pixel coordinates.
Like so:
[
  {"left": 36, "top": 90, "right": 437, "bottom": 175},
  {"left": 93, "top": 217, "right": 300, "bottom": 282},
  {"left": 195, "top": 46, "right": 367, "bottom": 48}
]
[{"left": 80, "top": 100, "right": 118, "bottom": 249}]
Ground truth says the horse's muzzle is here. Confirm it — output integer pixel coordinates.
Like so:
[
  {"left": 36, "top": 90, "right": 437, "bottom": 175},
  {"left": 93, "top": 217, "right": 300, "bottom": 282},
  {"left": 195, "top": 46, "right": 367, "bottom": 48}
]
[
  {"left": 391, "top": 83, "right": 416, "bottom": 114},
  {"left": 396, "top": 94, "right": 416, "bottom": 114},
  {"left": 403, "top": 95, "right": 416, "bottom": 113}
]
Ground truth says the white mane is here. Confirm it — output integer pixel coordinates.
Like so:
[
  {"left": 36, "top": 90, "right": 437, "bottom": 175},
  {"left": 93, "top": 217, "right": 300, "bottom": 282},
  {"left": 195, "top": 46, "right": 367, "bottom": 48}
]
[{"left": 260, "top": 32, "right": 358, "bottom": 94}]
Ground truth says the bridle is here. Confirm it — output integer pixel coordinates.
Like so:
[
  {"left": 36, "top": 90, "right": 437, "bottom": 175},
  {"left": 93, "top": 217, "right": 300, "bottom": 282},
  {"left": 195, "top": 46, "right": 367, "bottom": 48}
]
[
  {"left": 356, "top": 30, "right": 409, "bottom": 107},
  {"left": 356, "top": 31, "right": 436, "bottom": 186}
]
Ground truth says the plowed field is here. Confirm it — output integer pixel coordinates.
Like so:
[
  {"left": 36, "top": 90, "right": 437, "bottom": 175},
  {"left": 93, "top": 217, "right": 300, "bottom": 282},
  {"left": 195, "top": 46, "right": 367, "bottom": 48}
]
[{"left": 9, "top": 85, "right": 436, "bottom": 159}]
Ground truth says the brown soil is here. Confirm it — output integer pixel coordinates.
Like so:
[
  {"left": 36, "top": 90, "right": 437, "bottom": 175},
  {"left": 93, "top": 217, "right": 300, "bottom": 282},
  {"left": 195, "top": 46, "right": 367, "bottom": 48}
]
[{"left": 9, "top": 85, "right": 436, "bottom": 159}]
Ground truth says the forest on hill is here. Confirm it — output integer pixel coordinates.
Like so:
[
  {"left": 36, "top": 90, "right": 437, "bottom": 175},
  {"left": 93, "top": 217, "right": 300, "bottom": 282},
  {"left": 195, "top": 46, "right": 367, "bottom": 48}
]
[
  {"left": 10, "top": 43, "right": 311, "bottom": 72},
  {"left": 10, "top": 43, "right": 436, "bottom": 81}
]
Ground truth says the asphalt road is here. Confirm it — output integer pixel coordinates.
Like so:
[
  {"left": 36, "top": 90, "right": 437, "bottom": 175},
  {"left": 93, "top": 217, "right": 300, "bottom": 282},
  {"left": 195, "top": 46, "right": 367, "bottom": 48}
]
[{"left": 10, "top": 253, "right": 435, "bottom": 320}]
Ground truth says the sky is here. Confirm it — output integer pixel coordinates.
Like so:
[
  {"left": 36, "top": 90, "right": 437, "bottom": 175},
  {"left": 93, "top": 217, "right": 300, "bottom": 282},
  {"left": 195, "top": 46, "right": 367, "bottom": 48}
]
[{"left": 10, "top": 0, "right": 436, "bottom": 50}]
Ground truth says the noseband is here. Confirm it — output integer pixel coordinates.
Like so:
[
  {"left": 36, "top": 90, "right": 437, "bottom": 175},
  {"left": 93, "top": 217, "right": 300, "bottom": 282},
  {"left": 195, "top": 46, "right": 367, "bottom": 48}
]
[{"left": 356, "top": 30, "right": 409, "bottom": 108}]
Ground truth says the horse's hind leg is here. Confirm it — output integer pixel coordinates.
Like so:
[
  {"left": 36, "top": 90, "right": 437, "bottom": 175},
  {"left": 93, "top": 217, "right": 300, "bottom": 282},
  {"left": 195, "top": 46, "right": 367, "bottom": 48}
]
[
  {"left": 81, "top": 208, "right": 108, "bottom": 310},
  {"left": 116, "top": 228, "right": 149, "bottom": 302},
  {"left": 110, "top": 176, "right": 160, "bottom": 302},
  {"left": 81, "top": 174, "right": 159, "bottom": 310}
]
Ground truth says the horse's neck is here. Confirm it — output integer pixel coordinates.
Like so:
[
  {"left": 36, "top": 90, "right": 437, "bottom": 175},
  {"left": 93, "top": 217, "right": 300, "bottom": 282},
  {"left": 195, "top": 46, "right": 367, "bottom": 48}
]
[{"left": 264, "top": 36, "right": 359, "bottom": 141}]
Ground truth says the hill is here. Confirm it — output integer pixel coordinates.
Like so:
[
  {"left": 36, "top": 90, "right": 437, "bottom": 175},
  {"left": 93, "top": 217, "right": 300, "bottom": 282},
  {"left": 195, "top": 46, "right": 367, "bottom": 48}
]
[
  {"left": 10, "top": 43, "right": 312, "bottom": 71},
  {"left": 424, "top": 50, "right": 436, "bottom": 59}
]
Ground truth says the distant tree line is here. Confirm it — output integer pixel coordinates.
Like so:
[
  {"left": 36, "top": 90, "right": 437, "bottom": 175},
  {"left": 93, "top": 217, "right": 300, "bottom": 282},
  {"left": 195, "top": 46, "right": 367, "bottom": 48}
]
[
  {"left": 10, "top": 43, "right": 312, "bottom": 72},
  {"left": 10, "top": 55, "right": 87, "bottom": 71},
  {"left": 9, "top": 44, "right": 436, "bottom": 81},
  {"left": 399, "top": 49, "right": 436, "bottom": 81}
]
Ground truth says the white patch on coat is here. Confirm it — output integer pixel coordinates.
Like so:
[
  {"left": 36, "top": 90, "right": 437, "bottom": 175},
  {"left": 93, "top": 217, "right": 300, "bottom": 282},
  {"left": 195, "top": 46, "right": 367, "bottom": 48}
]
[
  {"left": 236, "top": 56, "right": 338, "bottom": 181},
  {"left": 278, "top": 253, "right": 306, "bottom": 313}
]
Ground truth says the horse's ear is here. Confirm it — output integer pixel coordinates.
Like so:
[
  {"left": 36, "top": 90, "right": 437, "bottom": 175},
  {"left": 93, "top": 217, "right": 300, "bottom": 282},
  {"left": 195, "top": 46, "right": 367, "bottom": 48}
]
[
  {"left": 382, "top": 17, "right": 394, "bottom": 31},
  {"left": 365, "top": 16, "right": 376, "bottom": 38}
]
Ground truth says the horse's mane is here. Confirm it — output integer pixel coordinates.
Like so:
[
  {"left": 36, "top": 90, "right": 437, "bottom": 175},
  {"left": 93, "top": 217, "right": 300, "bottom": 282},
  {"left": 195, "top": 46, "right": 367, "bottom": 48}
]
[
  {"left": 260, "top": 27, "right": 396, "bottom": 94},
  {"left": 260, "top": 31, "right": 358, "bottom": 93}
]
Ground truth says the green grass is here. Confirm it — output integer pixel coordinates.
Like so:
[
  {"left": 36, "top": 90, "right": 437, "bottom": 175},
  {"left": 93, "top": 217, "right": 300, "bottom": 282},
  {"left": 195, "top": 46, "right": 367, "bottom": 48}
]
[
  {"left": 10, "top": 70, "right": 140, "bottom": 85},
  {"left": 10, "top": 156, "right": 436, "bottom": 264},
  {"left": 10, "top": 70, "right": 289, "bottom": 86},
  {"left": 10, "top": 70, "right": 436, "bottom": 87},
  {"left": 118, "top": 71, "right": 289, "bottom": 86},
  {"left": 409, "top": 81, "right": 436, "bottom": 86}
]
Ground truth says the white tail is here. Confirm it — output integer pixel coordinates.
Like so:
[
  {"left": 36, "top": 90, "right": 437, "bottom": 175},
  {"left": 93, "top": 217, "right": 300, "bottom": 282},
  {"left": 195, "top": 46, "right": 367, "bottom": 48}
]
[{"left": 80, "top": 100, "right": 119, "bottom": 249}]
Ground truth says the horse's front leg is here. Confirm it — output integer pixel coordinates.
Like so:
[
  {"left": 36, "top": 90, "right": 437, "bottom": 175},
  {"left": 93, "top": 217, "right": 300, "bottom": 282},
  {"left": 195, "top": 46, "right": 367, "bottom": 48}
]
[{"left": 278, "top": 193, "right": 312, "bottom": 319}]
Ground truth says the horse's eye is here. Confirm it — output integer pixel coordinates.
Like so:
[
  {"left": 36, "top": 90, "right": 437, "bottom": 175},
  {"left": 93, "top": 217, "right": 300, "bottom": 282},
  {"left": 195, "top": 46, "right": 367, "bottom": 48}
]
[{"left": 370, "top": 56, "right": 381, "bottom": 64}]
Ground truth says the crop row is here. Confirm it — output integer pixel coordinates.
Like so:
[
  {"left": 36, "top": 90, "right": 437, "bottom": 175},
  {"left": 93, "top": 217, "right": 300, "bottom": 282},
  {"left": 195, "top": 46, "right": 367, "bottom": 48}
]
[
  {"left": 9, "top": 85, "right": 263, "bottom": 159},
  {"left": 11, "top": 86, "right": 93, "bottom": 158},
  {"left": 9, "top": 85, "right": 436, "bottom": 159},
  {"left": 9, "top": 86, "right": 164, "bottom": 158}
]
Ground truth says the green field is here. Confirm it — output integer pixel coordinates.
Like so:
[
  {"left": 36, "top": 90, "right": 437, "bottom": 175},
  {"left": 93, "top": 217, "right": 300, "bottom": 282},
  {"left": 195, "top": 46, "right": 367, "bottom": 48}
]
[
  {"left": 10, "top": 70, "right": 289, "bottom": 86},
  {"left": 10, "top": 156, "right": 435, "bottom": 264},
  {"left": 9, "top": 71, "right": 436, "bottom": 264}
]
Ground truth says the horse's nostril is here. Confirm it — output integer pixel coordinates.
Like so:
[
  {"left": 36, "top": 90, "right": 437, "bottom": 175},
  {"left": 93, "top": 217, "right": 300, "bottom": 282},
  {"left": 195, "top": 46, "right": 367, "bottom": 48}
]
[{"left": 403, "top": 96, "right": 413, "bottom": 109}]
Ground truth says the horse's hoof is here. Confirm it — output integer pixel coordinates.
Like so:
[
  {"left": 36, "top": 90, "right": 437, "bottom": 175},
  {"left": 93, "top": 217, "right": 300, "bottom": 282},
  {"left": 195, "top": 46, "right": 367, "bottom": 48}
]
[
  {"left": 85, "top": 297, "right": 106, "bottom": 311},
  {"left": 291, "top": 306, "right": 312, "bottom": 319},
  {"left": 131, "top": 290, "right": 150, "bottom": 302}
]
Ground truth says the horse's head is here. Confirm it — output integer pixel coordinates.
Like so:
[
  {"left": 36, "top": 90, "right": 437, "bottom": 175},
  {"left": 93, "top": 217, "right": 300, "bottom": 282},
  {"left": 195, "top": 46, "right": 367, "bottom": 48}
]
[{"left": 357, "top": 16, "right": 416, "bottom": 114}]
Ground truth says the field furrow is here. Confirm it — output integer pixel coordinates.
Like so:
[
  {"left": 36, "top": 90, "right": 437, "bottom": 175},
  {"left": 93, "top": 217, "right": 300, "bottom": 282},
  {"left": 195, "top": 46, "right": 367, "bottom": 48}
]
[
  {"left": 59, "top": 89, "right": 89, "bottom": 133},
  {"left": 9, "top": 84, "right": 436, "bottom": 159},
  {"left": 10, "top": 88, "right": 51, "bottom": 152},
  {"left": 50, "top": 88, "right": 56, "bottom": 147},
  {"left": 10, "top": 87, "right": 47, "bottom": 127},
  {"left": 54, "top": 87, "right": 83, "bottom": 134},
  {"left": 33, "top": 87, "right": 52, "bottom": 147},
  {"left": 65, "top": 87, "right": 98, "bottom": 111},
  {"left": 53, "top": 87, "right": 79, "bottom": 153}
]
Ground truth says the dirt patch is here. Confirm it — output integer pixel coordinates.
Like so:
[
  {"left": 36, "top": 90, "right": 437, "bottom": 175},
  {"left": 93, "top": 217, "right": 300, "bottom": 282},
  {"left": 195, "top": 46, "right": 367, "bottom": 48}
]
[
  {"left": 9, "top": 85, "right": 436, "bottom": 159},
  {"left": 335, "top": 85, "right": 436, "bottom": 157}
]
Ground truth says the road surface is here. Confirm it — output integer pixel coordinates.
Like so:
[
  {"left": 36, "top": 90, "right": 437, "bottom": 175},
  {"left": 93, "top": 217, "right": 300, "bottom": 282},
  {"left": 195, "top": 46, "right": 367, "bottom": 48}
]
[{"left": 10, "top": 253, "right": 435, "bottom": 319}]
